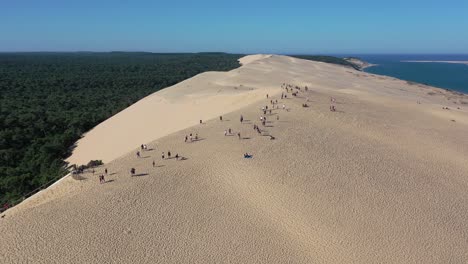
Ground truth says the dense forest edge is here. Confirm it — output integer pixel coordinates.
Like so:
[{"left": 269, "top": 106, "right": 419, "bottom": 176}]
[{"left": 0, "top": 52, "right": 359, "bottom": 208}]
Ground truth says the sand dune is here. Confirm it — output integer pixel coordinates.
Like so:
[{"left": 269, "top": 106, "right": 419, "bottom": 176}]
[
  {"left": 2, "top": 55, "right": 468, "bottom": 263},
  {"left": 66, "top": 54, "right": 277, "bottom": 165}
]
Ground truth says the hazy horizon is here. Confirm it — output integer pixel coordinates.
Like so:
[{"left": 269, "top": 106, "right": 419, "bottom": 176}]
[{"left": 1, "top": 51, "right": 468, "bottom": 56}]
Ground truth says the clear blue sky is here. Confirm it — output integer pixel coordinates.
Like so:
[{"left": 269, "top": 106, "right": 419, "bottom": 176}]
[{"left": 1, "top": 0, "right": 467, "bottom": 54}]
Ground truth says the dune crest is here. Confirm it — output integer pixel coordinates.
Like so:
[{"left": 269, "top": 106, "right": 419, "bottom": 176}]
[
  {"left": 3, "top": 55, "right": 468, "bottom": 263},
  {"left": 67, "top": 54, "right": 277, "bottom": 165},
  {"left": 238, "top": 54, "right": 273, "bottom": 65}
]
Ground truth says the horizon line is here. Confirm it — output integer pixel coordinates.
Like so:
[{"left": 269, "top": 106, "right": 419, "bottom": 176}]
[{"left": 1, "top": 51, "right": 468, "bottom": 56}]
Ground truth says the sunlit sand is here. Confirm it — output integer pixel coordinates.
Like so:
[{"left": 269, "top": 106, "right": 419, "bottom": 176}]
[{"left": 2, "top": 55, "right": 468, "bottom": 263}]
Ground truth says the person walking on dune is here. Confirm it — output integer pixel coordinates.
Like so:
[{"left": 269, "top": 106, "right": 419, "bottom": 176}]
[
  {"left": 237, "top": 132, "right": 241, "bottom": 139},
  {"left": 168, "top": 151, "right": 171, "bottom": 159},
  {"left": 130, "top": 168, "right": 135, "bottom": 177},
  {"left": 152, "top": 160, "right": 155, "bottom": 167},
  {"left": 162, "top": 152, "right": 165, "bottom": 160},
  {"left": 136, "top": 151, "right": 140, "bottom": 158},
  {"left": 240, "top": 115, "right": 244, "bottom": 123}
]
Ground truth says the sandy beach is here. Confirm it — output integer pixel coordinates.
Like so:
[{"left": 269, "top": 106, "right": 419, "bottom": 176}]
[{"left": 1, "top": 55, "right": 468, "bottom": 263}]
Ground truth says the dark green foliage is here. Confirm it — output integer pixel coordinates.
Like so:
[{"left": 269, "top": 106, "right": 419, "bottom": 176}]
[
  {"left": 289, "top": 55, "right": 361, "bottom": 70},
  {"left": 0, "top": 52, "right": 242, "bottom": 205},
  {"left": 86, "top": 160, "right": 103, "bottom": 168}
]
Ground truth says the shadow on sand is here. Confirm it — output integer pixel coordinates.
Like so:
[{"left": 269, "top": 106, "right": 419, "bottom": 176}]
[{"left": 133, "top": 173, "right": 149, "bottom": 177}]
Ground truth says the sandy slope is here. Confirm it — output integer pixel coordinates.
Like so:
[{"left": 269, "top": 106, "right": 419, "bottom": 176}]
[
  {"left": 2, "top": 55, "right": 468, "bottom": 263},
  {"left": 66, "top": 54, "right": 276, "bottom": 165}
]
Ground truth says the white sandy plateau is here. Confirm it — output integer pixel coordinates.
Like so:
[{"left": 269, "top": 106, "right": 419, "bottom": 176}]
[{"left": 1, "top": 55, "right": 468, "bottom": 263}]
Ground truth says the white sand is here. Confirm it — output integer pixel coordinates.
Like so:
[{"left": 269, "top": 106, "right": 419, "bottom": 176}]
[
  {"left": 66, "top": 54, "right": 277, "bottom": 165},
  {"left": 2, "top": 55, "right": 468, "bottom": 263}
]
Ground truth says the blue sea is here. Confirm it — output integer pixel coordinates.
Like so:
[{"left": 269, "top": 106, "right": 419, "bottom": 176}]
[{"left": 340, "top": 55, "right": 468, "bottom": 94}]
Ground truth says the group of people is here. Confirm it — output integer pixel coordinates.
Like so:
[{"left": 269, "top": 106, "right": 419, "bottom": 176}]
[
  {"left": 224, "top": 128, "right": 233, "bottom": 136},
  {"left": 162, "top": 151, "right": 180, "bottom": 160},
  {"left": 260, "top": 115, "right": 267, "bottom": 126},
  {"left": 253, "top": 124, "right": 262, "bottom": 134},
  {"left": 98, "top": 174, "right": 106, "bottom": 183},
  {"left": 184, "top": 133, "right": 199, "bottom": 142}
]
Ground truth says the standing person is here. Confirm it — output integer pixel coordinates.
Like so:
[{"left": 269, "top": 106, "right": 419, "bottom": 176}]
[
  {"left": 185, "top": 135, "right": 188, "bottom": 142},
  {"left": 189, "top": 135, "right": 193, "bottom": 142},
  {"left": 136, "top": 151, "right": 140, "bottom": 158},
  {"left": 152, "top": 160, "right": 155, "bottom": 167},
  {"left": 130, "top": 168, "right": 135, "bottom": 177},
  {"left": 240, "top": 115, "right": 244, "bottom": 123},
  {"left": 224, "top": 130, "right": 227, "bottom": 136},
  {"left": 237, "top": 132, "right": 241, "bottom": 139},
  {"left": 104, "top": 168, "right": 108, "bottom": 175},
  {"left": 277, "top": 115, "right": 279, "bottom": 121},
  {"left": 99, "top": 175, "right": 105, "bottom": 184},
  {"left": 175, "top": 154, "right": 179, "bottom": 160},
  {"left": 266, "top": 94, "right": 269, "bottom": 98},
  {"left": 168, "top": 151, "right": 171, "bottom": 159},
  {"left": 162, "top": 152, "right": 165, "bottom": 160},
  {"left": 200, "top": 119, "right": 202, "bottom": 124},
  {"left": 228, "top": 128, "right": 232, "bottom": 134},
  {"left": 220, "top": 116, "right": 223, "bottom": 121}
]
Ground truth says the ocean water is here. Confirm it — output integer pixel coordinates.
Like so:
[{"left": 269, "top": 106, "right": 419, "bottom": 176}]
[{"left": 343, "top": 55, "right": 468, "bottom": 94}]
